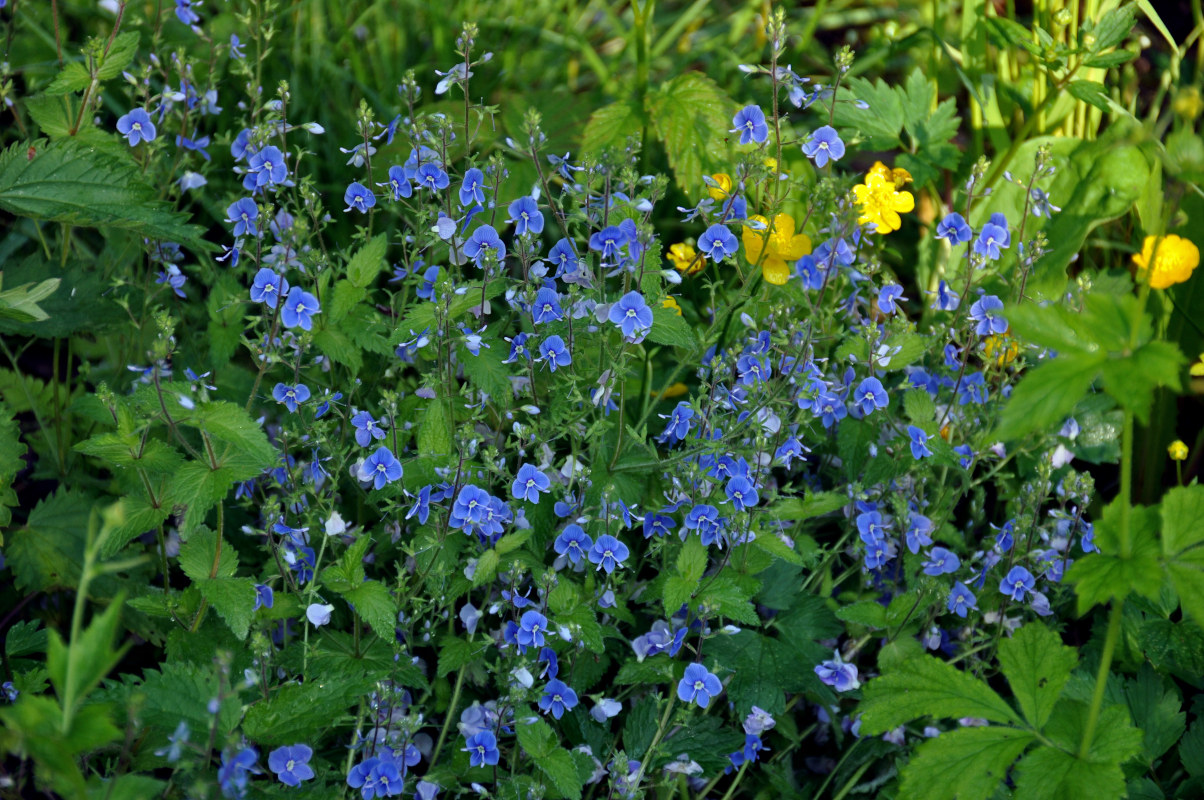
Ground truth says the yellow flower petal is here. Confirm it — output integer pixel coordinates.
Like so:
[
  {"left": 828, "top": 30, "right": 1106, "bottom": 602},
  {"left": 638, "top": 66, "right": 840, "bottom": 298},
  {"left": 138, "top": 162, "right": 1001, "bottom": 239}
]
[
  {"left": 762, "top": 256, "right": 790, "bottom": 285},
  {"left": 707, "top": 173, "right": 732, "bottom": 202},
  {"left": 662, "top": 296, "right": 683, "bottom": 316}
]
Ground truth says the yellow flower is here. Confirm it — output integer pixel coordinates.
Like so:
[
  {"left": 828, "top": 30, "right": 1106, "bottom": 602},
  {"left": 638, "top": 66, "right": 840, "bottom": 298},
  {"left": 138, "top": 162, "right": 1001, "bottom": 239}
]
[
  {"left": 1173, "top": 87, "right": 1203, "bottom": 121},
  {"left": 867, "top": 161, "right": 913, "bottom": 189},
  {"left": 668, "top": 243, "right": 703, "bottom": 275},
  {"left": 741, "top": 213, "right": 812, "bottom": 285},
  {"left": 852, "top": 171, "right": 915, "bottom": 234},
  {"left": 1169, "top": 440, "right": 1189, "bottom": 462},
  {"left": 706, "top": 173, "right": 732, "bottom": 202},
  {"left": 1132, "top": 234, "right": 1200, "bottom": 289},
  {"left": 662, "top": 296, "right": 682, "bottom": 316},
  {"left": 983, "top": 331, "right": 1019, "bottom": 366},
  {"left": 1190, "top": 353, "right": 1204, "bottom": 377},
  {"left": 653, "top": 382, "right": 690, "bottom": 399}
]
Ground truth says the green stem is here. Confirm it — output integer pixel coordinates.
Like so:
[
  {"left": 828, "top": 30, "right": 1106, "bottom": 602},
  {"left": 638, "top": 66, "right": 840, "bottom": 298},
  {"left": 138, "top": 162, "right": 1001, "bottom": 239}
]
[
  {"left": 627, "top": 693, "right": 676, "bottom": 793},
  {"left": 1078, "top": 598, "right": 1124, "bottom": 758},
  {"left": 432, "top": 667, "right": 466, "bottom": 766}
]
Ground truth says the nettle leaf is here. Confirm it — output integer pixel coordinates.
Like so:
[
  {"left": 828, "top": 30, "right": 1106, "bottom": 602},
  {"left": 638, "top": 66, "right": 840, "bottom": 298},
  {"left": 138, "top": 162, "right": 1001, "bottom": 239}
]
[
  {"left": 243, "top": 678, "right": 373, "bottom": 745},
  {"left": 342, "top": 580, "right": 398, "bottom": 642},
  {"left": 346, "top": 233, "right": 389, "bottom": 288},
  {"left": 178, "top": 526, "right": 238, "bottom": 581},
  {"left": 646, "top": 306, "right": 699, "bottom": 352},
  {"left": 195, "top": 577, "right": 256, "bottom": 640},
  {"left": 1124, "top": 666, "right": 1185, "bottom": 762},
  {"left": 997, "top": 623, "right": 1077, "bottom": 730},
  {"left": 581, "top": 97, "right": 645, "bottom": 157},
  {"left": 6, "top": 489, "right": 92, "bottom": 592},
  {"left": 859, "top": 654, "right": 1023, "bottom": 733},
  {"left": 897, "top": 726, "right": 1036, "bottom": 800},
  {"left": 517, "top": 718, "right": 582, "bottom": 799},
  {"left": 646, "top": 73, "right": 731, "bottom": 196},
  {"left": 0, "top": 140, "right": 207, "bottom": 249}
]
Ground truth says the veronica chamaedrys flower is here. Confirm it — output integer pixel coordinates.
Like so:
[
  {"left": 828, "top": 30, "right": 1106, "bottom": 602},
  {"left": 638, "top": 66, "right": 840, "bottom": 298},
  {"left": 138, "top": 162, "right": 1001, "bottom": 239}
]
[
  {"left": 464, "top": 225, "right": 506, "bottom": 268},
  {"left": 281, "top": 286, "right": 320, "bottom": 330},
  {"left": 226, "top": 198, "right": 258, "bottom": 237},
  {"left": 415, "top": 163, "right": 449, "bottom": 192},
  {"left": 459, "top": 167, "right": 486, "bottom": 207},
  {"left": 922, "top": 546, "right": 960, "bottom": 576},
  {"left": 217, "top": 747, "right": 258, "bottom": 798},
  {"left": 973, "top": 216, "right": 1010, "bottom": 260},
  {"left": 1133, "top": 234, "right": 1201, "bottom": 289},
  {"left": 511, "top": 464, "right": 550, "bottom": 503},
  {"left": 306, "top": 603, "right": 334, "bottom": 627},
  {"left": 554, "top": 524, "right": 592, "bottom": 566},
  {"left": 359, "top": 446, "right": 402, "bottom": 490},
  {"left": 907, "top": 425, "right": 932, "bottom": 459},
  {"left": 531, "top": 287, "right": 563, "bottom": 325},
  {"left": 588, "top": 534, "right": 629, "bottom": 574},
  {"left": 344, "top": 181, "right": 376, "bottom": 213},
  {"left": 380, "top": 165, "right": 412, "bottom": 200},
  {"left": 969, "top": 295, "right": 1007, "bottom": 336},
  {"left": 538, "top": 335, "right": 571, "bottom": 372},
  {"left": 272, "top": 382, "right": 310, "bottom": 413},
  {"left": 698, "top": 224, "right": 738, "bottom": 262},
  {"left": 802, "top": 125, "right": 845, "bottom": 167},
  {"left": 947, "top": 582, "right": 977, "bottom": 617},
  {"left": 539, "top": 679, "right": 579, "bottom": 719},
  {"left": 877, "top": 284, "right": 905, "bottom": 314},
  {"left": 508, "top": 196, "right": 544, "bottom": 236},
  {"left": 589, "top": 225, "right": 626, "bottom": 264},
  {"left": 731, "top": 105, "right": 769, "bottom": 145},
  {"left": 463, "top": 731, "right": 499, "bottom": 767},
  {"left": 741, "top": 214, "right": 812, "bottom": 285},
  {"left": 608, "top": 291, "right": 653, "bottom": 342},
  {"left": 1000, "top": 565, "right": 1035, "bottom": 601},
  {"left": 250, "top": 268, "right": 288, "bottom": 308},
  {"left": 725, "top": 476, "right": 759, "bottom": 511},
  {"left": 935, "top": 212, "right": 973, "bottom": 244},
  {"left": 268, "top": 744, "right": 314, "bottom": 786},
  {"left": 852, "top": 377, "right": 888, "bottom": 416},
  {"left": 684, "top": 504, "right": 725, "bottom": 547},
  {"left": 852, "top": 170, "right": 914, "bottom": 234},
  {"left": 117, "top": 108, "right": 156, "bottom": 146},
  {"left": 248, "top": 145, "right": 287, "bottom": 187},
  {"left": 350, "top": 411, "right": 387, "bottom": 447},
  {"left": 517, "top": 610, "right": 547, "bottom": 649},
  {"left": 252, "top": 583, "right": 273, "bottom": 611},
  {"left": 815, "top": 651, "right": 859, "bottom": 691},
  {"left": 677, "top": 664, "right": 722, "bottom": 708}
]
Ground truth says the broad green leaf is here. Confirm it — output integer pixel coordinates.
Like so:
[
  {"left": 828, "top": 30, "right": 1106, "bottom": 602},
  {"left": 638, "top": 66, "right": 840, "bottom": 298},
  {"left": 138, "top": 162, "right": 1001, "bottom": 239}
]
[
  {"left": 581, "top": 98, "right": 644, "bottom": 157},
  {"left": 646, "top": 306, "right": 699, "bottom": 352},
  {"left": 676, "top": 534, "right": 708, "bottom": 583},
  {"left": 0, "top": 278, "right": 59, "bottom": 322},
  {"left": 765, "top": 490, "right": 846, "bottom": 521},
  {"left": 417, "top": 401, "right": 454, "bottom": 457},
  {"left": 1181, "top": 721, "right": 1204, "bottom": 777},
  {"left": 0, "top": 140, "right": 207, "bottom": 249},
  {"left": 835, "top": 600, "right": 887, "bottom": 630},
  {"left": 330, "top": 279, "right": 366, "bottom": 322},
  {"left": 188, "top": 401, "right": 277, "bottom": 469},
  {"left": 177, "top": 527, "right": 238, "bottom": 581},
  {"left": 646, "top": 72, "right": 732, "bottom": 195},
  {"left": 346, "top": 233, "right": 388, "bottom": 288},
  {"left": 1092, "top": 5, "right": 1136, "bottom": 51},
  {"left": 998, "top": 623, "right": 1077, "bottom": 729},
  {"left": 6, "top": 489, "right": 92, "bottom": 592},
  {"left": 460, "top": 341, "right": 513, "bottom": 403},
  {"left": 0, "top": 401, "right": 27, "bottom": 528},
  {"left": 1068, "top": 499, "right": 1162, "bottom": 612},
  {"left": 694, "top": 575, "right": 758, "bottom": 624},
  {"left": 623, "top": 695, "right": 660, "bottom": 759},
  {"left": 97, "top": 32, "right": 141, "bottom": 81},
  {"left": 859, "top": 655, "right": 1023, "bottom": 733},
  {"left": 516, "top": 717, "right": 558, "bottom": 759},
  {"left": 1124, "top": 666, "right": 1185, "bottom": 761},
  {"left": 995, "top": 352, "right": 1103, "bottom": 441},
  {"left": 897, "top": 726, "right": 1035, "bottom": 800},
  {"left": 1014, "top": 703, "right": 1142, "bottom": 800},
  {"left": 243, "top": 678, "right": 373, "bottom": 745},
  {"left": 342, "top": 580, "right": 398, "bottom": 641},
  {"left": 1067, "top": 80, "right": 1113, "bottom": 112},
  {"left": 46, "top": 593, "right": 128, "bottom": 719},
  {"left": 1099, "top": 341, "right": 1184, "bottom": 425},
  {"left": 833, "top": 77, "right": 904, "bottom": 146},
  {"left": 196, "top": 577, "right": 256, "bottom": 639}
]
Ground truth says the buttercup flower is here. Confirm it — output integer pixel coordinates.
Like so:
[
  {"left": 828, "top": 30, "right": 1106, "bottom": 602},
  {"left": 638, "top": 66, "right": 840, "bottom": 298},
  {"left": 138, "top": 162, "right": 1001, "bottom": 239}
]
[
  {"left": 1132, "top": 234, "right": 1200, "bottom": 289},
  {"left": 1169, "top": 440, "right": 1188, "bottom": 461},
  {"left": 705, "top": 173, "right": 733, "bottom": 202},
  {"left": 741, "top": 214, "right": 812, "bottom": 285},
  {"left": 852, "top": 170, "right": 914, "bottom": 234},
  {"left": 668, "top": 242, "right": 703, "bottom": 274}
]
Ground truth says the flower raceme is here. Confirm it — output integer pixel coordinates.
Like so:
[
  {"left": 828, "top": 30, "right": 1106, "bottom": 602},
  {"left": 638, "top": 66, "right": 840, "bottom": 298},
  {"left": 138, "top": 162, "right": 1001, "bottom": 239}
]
[{"left": 741, "top": 214, "right": 812, "bottom": 285}]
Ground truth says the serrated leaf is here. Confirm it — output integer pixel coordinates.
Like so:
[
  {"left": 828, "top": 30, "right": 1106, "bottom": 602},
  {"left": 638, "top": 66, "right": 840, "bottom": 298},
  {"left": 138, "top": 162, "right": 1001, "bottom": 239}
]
[
  {"left": 6, "top": 489, "right": 92, "bottom": 592},
  {"left": 581, "top": 98, "right": 645, "bottom": 158},
  {"left": 859, "top": 655, "right": 1023, "bottom": 733},
  {"left": 243, "top": 679, "right": 372, "bottom": 745},
  {"left": 647, "top": 72, "right": 731, "bottom": 195},
  {"left": 47, "top": 593, "right": 128, "bottom": 720},
  {"left": 417, "top": 401, "right": 454, "bottom": 457},
  {"left": 695, "top": 575, "right": 758, "bottom": 624},
  {"left": 646, "top": 306, "right": 698, "bottom": 352},
  {"left": 196, "top": 577, "right": 256, "bottom": 639},
  {"left": 188, "top": 401, "right": 277, "bottom": 470},
  {"left": 177, "top": 526, "right": 238, "bottom": 581},
  {"left": 44, "top": 63, "right": 91, "bottom": 96},
  {"left": 995, "top": 353, "right": 1102, "bottom": 441},
  {"left": 346, "top": 233, "right": 388, "bottom": 288},
  {"left": 1124, "top": 666, "right": 1184, "bottom": 761},
  {"left": 833, "top": 77, "right": 904, "bottom": 146},
  {"left": 0, "top": 140, "right": 207, "bottom": 249},
  {"left": 998, "top": 623, "right": 1077, "bottom": 729},
  {"left": 676, "top": 535, "right": 708, "bottom": 583},
  {"left": 835, "top": 600, "right": 887, "bottom": 630},
  {"left": 97, "top": 32, "right": 140, "bottom": 81},
  {"left": 0, "top": 401, "right": 28, "bottom": 528},
  {"left": 343, "top": 579, "right": 397, "bottom": 641},
  {"left": 898, "top": 726, "right": 1035, "bottom": 800}
]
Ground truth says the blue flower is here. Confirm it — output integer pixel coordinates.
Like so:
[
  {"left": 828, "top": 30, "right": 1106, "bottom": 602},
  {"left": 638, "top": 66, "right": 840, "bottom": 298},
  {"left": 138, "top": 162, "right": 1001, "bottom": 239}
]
[
  {"left": 117, "top": 108, "right": 157, "bottom": 146},
  {"left": 272, "top": 382, "right": 311, "bottom": 413},
  {"left": 905, "top": 514, "right": 933, "bottom": 554},
  {"left": 969, "top": 295, "right": 1007, "bottom": 336},
  {"left": 406, "top": 485, "right": 433, "bottom": 525},
  {"left": 539, "top": 679, "right": 579, "bottom": 719},
  {"left": 415, "top": 163, "right": 449, "bottom": 192},
  {"left": 907, "top": 425, "right": 932, "bottom": 459},
  {"left": 725, "top": 476, "right": 759, "bottom": 512},
  {"left": 1000, "top": 565, "right": 1035, "bottom": 601},
  {"left": 268, "top": 744, "right": 314, "bottom": 787},
  {"left": 381, "top": 165, "right": 413, "bottom": 200},
  {"left": 684, "top": 504, "right": 725, "bottom": 547},
  {"left": 248, "top": 145, "right": 287, "bottom": 187},
  {"left": 877, "top": 284, "right": 905, "bottom": 314},
  {"left": 656, "top": 402, "right": 693, "bottom": 445},
  {"left": 512, "top": 464, "right": 551, "bottom": 503},
  {"left": 947, "top": 582, "right": 977, "bottom": 617},
  {"left": 698, "top": 224, "right": 738, "bottom": 262},
  {"left": 931, "top": 279, "right": 960, "bottom": 311},
  {"left": 608, "top": 291, "right": 653, "bottom": 342},
  {"left": 226, "top": 198, "right": 258, "bottom": 237},
  {"left": 175, "top": 0, "right": 200, "bottom": 25},
  {"left": 250, "top": 268, "right": 288, "bottom": 308},
  {"left": 218, "top": 747, "right": 258, "bottom": 799},
  {"left": 815, "top": 652, "right": 860, "bottom": 692},
  {"left": 852, "top": 377, "right": 888, "bottom": 416},
  {"left": 531, "top": 287, "right": 563, "bottom": 325},
  {"left": 156, "top": 265, "right": 187, "bottom": 298},
  {"left": 588, "top": 534, "right": 629, "bottom": 573},
  {"left": 517, "top": 610, "right": 548, "bottom": 649},
  {"left": 282, "top": 286, "right": 320, "bottom": 330},
  {"left": 731, "top": 105, "right": 769, "bottom": 145},
  {"left": 462, "top": 731, "right": 500, "bottom": 768},
  {"left": 922, "top": 546, "right": 960, "bottom": 576},
  {"left": 935, "top": 212, "right": 972, "bottom": 244},
  {"left": 459, "top": 168, "right": 486, "bottom": 207},
  {"left": 344, "top": 181, "right": 377, "bottom": 213},
  {"left": 508, "top": 196, "right": 544, "bottom": 235},
  {"left": 857, "top": 510, "right": 889, "bottom": 541},
  {"left": 252, "top": 583, "right": 274, "bottom": 611},
  {"left": 973, "top": 214, "right": 1011, "bottom": 260},
  {"left": 351, "top": 411, "right": 387, "bottom": 447},
  {"left": 802, "top": 125, "right": 844, "bottom": 167},
  {"left": 538, "top": 335, "right": 572, "bottom": 372},
  {"left": 229, "top": 33, "right": 245, "bottom": 58},
  {"left": 347, "top": 757, "right": 402, "bottom": 799},
  {"left": 588, "top": 226, "right": 626, "bottom": 264},
  {"left": 547, "top": 238, "right": 581, "bottom": 279},
  {"left": 153, "top": 721, "right": 190, "bottom": 763},
  {"left": 416, "top": 265, "right": 440, "bottom": 302},
  {"left": 464, "top": 225, "right": 506, "bottom": 268},
  {"left": 677, "top": 663, "right": 722, "bottom": 708},
  {"left": 358, "top": 446, "right": 402, "bottom": 490},
  {"left": 554, "top": 524, "right": 592, "bottom": 566},
  {"left": 503, "top": 332, "right": 531, "bottom": 364},
  {"left": 812, "top": 392, "right": 847, "bottom": 429}
]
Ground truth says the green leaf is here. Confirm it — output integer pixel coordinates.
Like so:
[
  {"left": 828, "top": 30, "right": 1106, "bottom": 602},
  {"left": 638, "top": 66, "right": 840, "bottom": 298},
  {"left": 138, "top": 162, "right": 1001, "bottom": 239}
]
[
  {"left": 623, "top": 695, "right": 660, "bottom": 759},
  {"left": 1124, "top": 666, "right": 1185, "bottom": 762},
  {"left": 902, "top": 390, "right": 936, "bottom": 424},
  {"left": 436, "top": 635, "right": 478, "bottom": 678},
  {"left": 46, "top": 594, "right": 128, "bottom": 720},
  {"left": 346, "top": 233, "right": 389, "bottom": 288},
  {"left": 342, "top": 580, "right": 398, "bottom": 641},
  {"left": 695, "top": 575, "right": 758, "bottom": 624},
  {"left": 189, "top": 401, "right": 277, "bottom": 470},
  {"left": 646, "top": 306, "right": 699, "bottom": 352},
  {"left": 859, "top": 655, "right": 1023, "bottom": 733},
  {"left": 998, "top": 623, "right": 1077, "bottom": 729},
  {"left": 417, "top": 401, "right": 454, "bottom": 457},
  {"left": 676, "top": 535, "right": 708, "bottom": 583},
  {"left": 1014, "top": 703, "right": 1143, "bottom": 800},
  {"left": 195, "top": 577, "right": 256, "bottom": 639},
  {"left": 86, "top": 774, "right": 165, "bottom": 800},
  {"left": 516, "top": 717, "right": 558, "bottom": 759},
  {"left": 97, "top": 32, "right": 141, "bottom": 81},
  {"left": 243, "top": 679, "right": 373, "bottom": 745},
  {"left": 897, "top": 726, "right": 1035, "bottom": 800},
  {"left": 315, "top": 326, "right": 364, "bottom": 373},
  {"left": 136, "top": 661, "right": 241, "bottom": 740},
  {"left": 835, "top": 600, "right": 887, "bottom": 630},
  {"left": 833, "top": 77, "right": 904, "bottom": 146},
  {"left": 460, "top": 341, "right": 513, "bottom": 403},
  {"left": 0, "top": 278, "right": 60, "bottom": 322},
  {"left": 534, "top": 748, "right": 583, "bottom": 800},
  {"left": 1181, "top": 721, "right": 1204, "bottom": 777},
  {"left": 0, "top": 401, "right": 28, "bottom": 528},
  {"left": 995, "top": 352, "right": 1103, "bottom": 441},
  {"left": 765, "top": 490, "right": 846, "bottom": 521},
  {"left": 0, "top": 140, "right": 207, "bottom": 249},
  {"left": 44, "top": 62, "right": 91, "bottom": 96},
  {"left": 646, "top": 72, "right": 732, "bottom": 195},
  {"left": 581, "top": 98, "right": 644, "bottom": 157},
  {"left": 6, "top": 489, "right": 91, "bottom": 592},
  {"left": 1099, "top": 340, "right": 1184, "bottom": 425},
  {"left": 1067, "top": 80, "right": 1113, "bottom": 112},
  {"left": 178, "top": 526, "right": 238, "bottom": 581},
  {"left": 1092, "top": 5, "right": 1136, "bottom": 51},
  {"left": 1068, "top": 499, "right": 1162, "bottom": 612}
]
